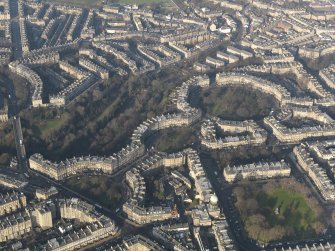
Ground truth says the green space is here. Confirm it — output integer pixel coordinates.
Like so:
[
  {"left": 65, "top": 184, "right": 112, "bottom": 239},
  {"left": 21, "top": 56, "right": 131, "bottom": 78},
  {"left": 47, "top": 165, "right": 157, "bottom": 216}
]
[
  {"left": 22, "top": 109, "right": 70, "bottom": 139},
  {"left": 257, "top": 189, "right": 316, "bottom": 232},
  {"left": 113, "top": 0, "right": 177, "bottom": 14},
  {"left": 301, "top": 53, "right": 335, "bottom": 71},
  {"left": 192, "top": 86, "right": 278, "bottom": 121},
  {"left": 147, "top": 127, "right": 196, "bottom": 153},
  {"left": 145, "top": 163, "right": 187, "bottom": 202},
  {"left": 145, "top": 169, "right": 167, "bottom": 202},
  {"left": 46, "top": 0, "right": 103, "bottom": 8},
  {"left": 9, "top": 73, "right": 29, "bottom": 111},
  {"left": 65, "top": 175, "right": 125, "bottom": 210},
  {"left": 39, "top": 113, "right": 70, "bottom": 138},
  {"left": 234, "top": 179, "right": 325, "bottom": 243},
  {"left": 115, "top": 0, "right": 164, "bottom": 4},
  {"left": 0, "top": 54, "right": 193, "bottom": 162}
]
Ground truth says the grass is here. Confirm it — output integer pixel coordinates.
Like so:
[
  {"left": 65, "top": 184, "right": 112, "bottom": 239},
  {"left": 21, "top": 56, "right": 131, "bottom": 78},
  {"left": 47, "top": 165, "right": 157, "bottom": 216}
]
[
  {"left": 65, "top": 175, "right": 125, "bottom": 210},
  {"left": 147, "top": 127, "right": 196, "bottom": 153},
  {"left": 234, "top": 180, "right": 325, "bottom": 243},
  {"left": 46, "top": 0, "right": 103, "bottom": 8},
  {"left": 39, "top": 113, "right": 70, "bottom": 138},
  {"left": 193, "top": 87, "right": 278, "bottom": 121},
  {"left": 116, "top": 0, "right": 164, "bottom": 4},
  {"left": 114, "top": 0, "right": 177, "bottom": 14},
  {"left": 95, "top": 96, "right": 121, "bottom": 123},
  {"left": 257, "top": 189, "right": 316, "bottom": 233}
]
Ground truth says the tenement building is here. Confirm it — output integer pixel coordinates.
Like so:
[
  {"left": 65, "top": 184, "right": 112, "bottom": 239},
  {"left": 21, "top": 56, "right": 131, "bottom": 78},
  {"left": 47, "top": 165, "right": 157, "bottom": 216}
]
[
  {"left": 0, "top": 192, "right": 27, "bottom": 216},
  {"left": 122, "top": 152, "right": 185, "bottom": 224},
  {"left": 0, "top": 210, "right": 32, "bottom": 243},
  {"left": 35, "top": 187, "right": 58, "bottom": 201},
  {"left": 200, "top": 118, "right": 267, "bottom": 149},
  {"left": 30, "top": 198, "right": 118, "bottom": 250},
  {"left": 223, "top": 160, "right": 291, "bottom": 182},
  {"left": 0, "top": 174, "right": 28, "bottom": 189},
  {"left": 264, "top": 116, "right": 335, "bottom": 143},
  {"left": 29, "top": 143, "right": 145, "bottom": 180},
  {"left": 123, "top": 200, "right": 179, "bottom": 225},
  {"left": 9, "top": 63, "right": 43, "bottom": 107},
  {"left": 320, "top": 64, "right": 335, "bottom": 90},
  {"left": 212, "top": 219, "right": 237, "bottom": 251},
  {"left": 293, "top": 144, "right": 335, "bottom": 201},
  {"left": 215, "top": 72, "right": 291, "bottom": 106}
]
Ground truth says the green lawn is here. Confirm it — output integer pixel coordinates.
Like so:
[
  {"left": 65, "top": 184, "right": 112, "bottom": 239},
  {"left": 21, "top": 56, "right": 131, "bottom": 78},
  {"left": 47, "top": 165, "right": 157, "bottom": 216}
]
[
  {"left": 234, "top": 181, "right": 325, "bottom": 243},
  {"left": 116, "top": 0, "right": 164, "bottom": 4},
  {"left": 195, "top": 87, "right": 278, "bottom": 121},
  {"left": 114, "top": 0, "right": 177, "bottom": 13},
  {"left": 95, "top": 96, "right": 121, "bottom": 123},
  {"left": 46, "top": 0, "right": 103, "bottom": 8},
  {"left": 39, "top": 113, "right": 70, "bottom": 138},
  {"left": 65, "top": 176, "right": 124, "bottom": 210},
  {"left": 257, "top": 189, "right": 316, "bottom": 232},
  {"left": 148, "top": 127, "right": 196, "bottom": 153}
]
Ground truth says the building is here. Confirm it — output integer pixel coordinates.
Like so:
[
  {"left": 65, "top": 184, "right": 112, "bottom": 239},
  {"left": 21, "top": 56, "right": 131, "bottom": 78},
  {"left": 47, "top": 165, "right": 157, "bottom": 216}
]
[
  {"left": 320, "top": 64, "right": 335, "bottom": 90},
  {"left": 35, "top": 186, "right": 58, "bottom": 200},
  {"left": 200, "top": 118, "right": 267, "bottom": 150},
  {"left": 29, "top": 143, "right": 146, "bottom": 181},
  {"left": 0, "top": 192, "right": 26, "bottom": 216},
  {"left": 152, "top": 223, "right": 195, "bottom": 251},
  {"left": 122, "top": 200, "right": 179, "bottom": 225},
  {"left": 293, "top": 144, "right": 335, "bottom": 201},
  {"left": 217, "top": 51, "right": 239, "bottom": 63},
  {"left": 31, "top": 206, "right": 53, "bottom": 230},
  {"left": 206, "top": 56, "right": 225, "bottom": 68},
  {"left": 216, "top": 72, "right": 291, "bottom": 106},
  {"left": 0, "top": 174, "right": 28, "bottom": 189},
  {"left": 41, "top": 220, "right": 116, "bottom": 251},
  {"left": 264, "top": 116, "right": 335, "bottom": 143},
  {"left": 0, "top": 210, "right": 32, "bottom": 243},
  {"left": 223, "top": 160, "right": 291, "bottom": 182},
  {"left": 79, "top": 57, "right": 109, "bottom": 80},
  {"left": 28, "top": 198, "right": 118, "bottom": 250},
  {"left": 9, "top": 63, "right": 43, "bottom": 107},
  {"left": 192, "top": 204, "right": 212, "bottom": 226},
  {"left": 212, "top": 219, "right": 237, "bottom": 251},
  {"left": 186, "top": 148, "right": 215, "bottom": 203},
  {"left": 110, "top": 235, "right": 164, "bottom": 251},
  {"left": 227, "top": 46, "right": 253, "bottom": 59}
]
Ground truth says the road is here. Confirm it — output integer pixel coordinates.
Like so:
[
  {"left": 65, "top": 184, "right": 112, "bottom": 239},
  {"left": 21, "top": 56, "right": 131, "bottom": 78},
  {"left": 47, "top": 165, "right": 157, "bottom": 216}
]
[
  {"left": 3, "top": 0, "right": 28, "bottom": 172},
  {"left": 9, "top": 0, "right": 22, "bottom": 60},
  {"left": 198, "top": 147, "right": 335, "bottom": 250},
  {"left": 11, "top": 116, "right": 28, "bottom": 172},
  {"left": 199, "top": 153, "right": 259, "bottom": 251},
  {"left": 28, "top": 168, "right": 159, "bottom": 239},
  {"left": 1, "top": 1, "right": 332, "bottom": 247},
  {"left": 1, "top": 75, "right": 28, "bottom": 173}
]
